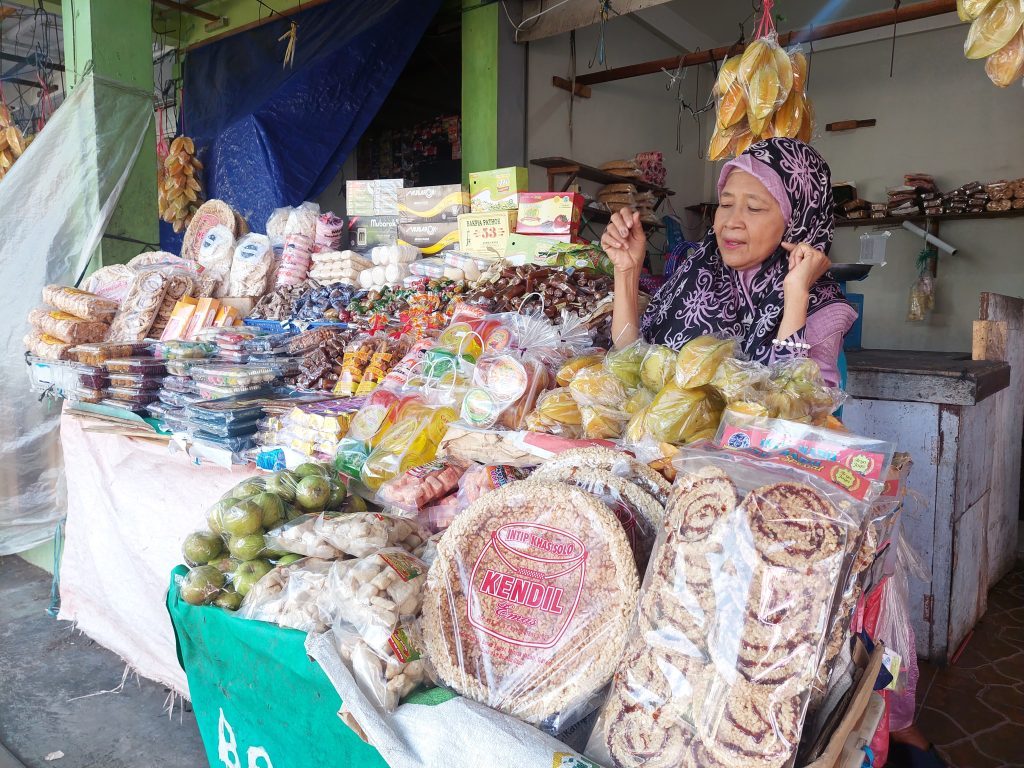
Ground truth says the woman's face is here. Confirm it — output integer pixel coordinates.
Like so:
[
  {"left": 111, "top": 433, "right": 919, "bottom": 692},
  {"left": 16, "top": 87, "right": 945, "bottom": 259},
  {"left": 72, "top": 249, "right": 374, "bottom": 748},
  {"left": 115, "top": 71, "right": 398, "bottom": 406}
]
[{"left": 714, "top": 170, "right": 788, "bottom": 270}]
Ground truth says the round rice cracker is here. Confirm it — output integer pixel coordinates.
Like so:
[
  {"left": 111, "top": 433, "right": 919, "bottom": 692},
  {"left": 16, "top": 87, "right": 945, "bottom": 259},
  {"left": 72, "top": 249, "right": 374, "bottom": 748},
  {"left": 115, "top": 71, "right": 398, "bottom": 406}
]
[
  {"left": 421, "top": 480, "right": 639, "bottom": 728},
  {"left": 182, "top": 199, "right": 238, "bottom": 262},
  {"left": 533, "top": 446, "right": 672, "bottom": 507},
  {"left": 520, "top": 467, "right": 663, "bottom": 569},
  {"left": 743, "top": 482, "right": 844, "bottom": 572},
  {"left": 664, "top": 466, "right": 738, "bottom": 546}
]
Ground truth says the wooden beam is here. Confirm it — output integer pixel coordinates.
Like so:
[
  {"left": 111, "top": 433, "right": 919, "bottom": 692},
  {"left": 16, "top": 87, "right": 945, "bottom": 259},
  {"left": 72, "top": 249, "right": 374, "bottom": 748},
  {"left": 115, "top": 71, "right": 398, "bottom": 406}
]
[
  {"left": 152, "top": 0, "right": 219, "bottom": 22},
  {"left": 552, "top": 76, "right": 591, "bottom": 98},
  {"left": 516, "top": 0, "right": 676, "bottom": 42},
  {"left": 574, "top": 0, "right": 957, "bottom": 86}
]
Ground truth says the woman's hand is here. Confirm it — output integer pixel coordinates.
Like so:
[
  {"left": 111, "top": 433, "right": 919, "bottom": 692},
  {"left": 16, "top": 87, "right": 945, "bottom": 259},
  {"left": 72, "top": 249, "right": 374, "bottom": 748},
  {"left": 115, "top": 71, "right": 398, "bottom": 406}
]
[
  {"left": 601, "top": 208, "right": 646, "bottom": 276},
  {"left": 781, "top": 241, "right": 831, "bottom": 296}
]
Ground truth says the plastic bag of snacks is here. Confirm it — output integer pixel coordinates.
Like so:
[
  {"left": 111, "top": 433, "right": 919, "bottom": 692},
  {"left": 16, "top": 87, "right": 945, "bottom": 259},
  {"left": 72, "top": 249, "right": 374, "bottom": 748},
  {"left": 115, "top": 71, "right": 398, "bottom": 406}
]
[
  {"left": 555, "top": 351, "right": 606, "bottom": 386},
  {"left": 361, "top": 406, "right": 457, "bottom": 492},
  {"left": 107, "top": 271, "right": 170, "bottom": 342},
  {"left": 603, "top": 341, "right": 651, "bottom": 389},
  {"left": 964, "top": 0, "right": 1024, "bottom": 59},
  {"left": 584, "top": 439, "right": 877, "bottom": 768},
  {"left": 28, "top": 308, "right": 108, "bottom": 345},
  {"left": 237, "top": 556, "right": 334, "bottom": 632},
  {"left": 23, "top": 330, "right": 73, "bottom": 360},
  {"left": 420, "top": 480, "right": 640, "bottom": 732},
  {"left": 524, "top": 388, "right": 583, "bottom": 437},
  {"left": 41, "top": 285, "right": 118, "bottom": 323},
  {"left": 377, "top": 458, "right": 469, "bottom": 515}
]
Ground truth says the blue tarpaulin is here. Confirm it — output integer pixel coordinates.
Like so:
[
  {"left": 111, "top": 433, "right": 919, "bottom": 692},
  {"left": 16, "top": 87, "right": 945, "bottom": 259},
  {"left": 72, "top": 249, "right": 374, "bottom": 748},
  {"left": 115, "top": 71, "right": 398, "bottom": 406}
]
[{"left": 162, "top": 0, "right": 441, "bottom": 251}]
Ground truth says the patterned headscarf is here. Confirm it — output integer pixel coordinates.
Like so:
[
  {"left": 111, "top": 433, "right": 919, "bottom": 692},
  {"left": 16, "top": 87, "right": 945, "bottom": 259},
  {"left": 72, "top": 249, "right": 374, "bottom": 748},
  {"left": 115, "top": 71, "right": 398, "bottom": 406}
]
[{"left": 640, "top": 138, "right": 848, "bottom": 362}]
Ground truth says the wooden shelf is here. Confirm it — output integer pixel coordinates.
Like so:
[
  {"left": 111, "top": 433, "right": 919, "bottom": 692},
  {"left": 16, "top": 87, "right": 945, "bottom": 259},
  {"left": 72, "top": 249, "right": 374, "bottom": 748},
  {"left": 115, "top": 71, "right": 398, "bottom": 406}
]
[
  {"left": 582, "top": 206, "right": 664, "bottom": 229},
  {"left": 836, "top": 208, "right": 1024, "bottom": 228},
  {"left": 530, "top": 156, "right": 675, "bottom": 197}
]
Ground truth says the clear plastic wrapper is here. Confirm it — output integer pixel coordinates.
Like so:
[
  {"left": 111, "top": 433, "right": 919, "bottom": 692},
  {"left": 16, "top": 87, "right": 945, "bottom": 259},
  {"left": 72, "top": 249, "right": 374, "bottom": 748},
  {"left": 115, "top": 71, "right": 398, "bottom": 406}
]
[
  {"left": 242, "top": 328, "right": 299, "bottom": 354},
  {"left": 152, "top": 340, "right": 218, "bottom": 360},
  {"left": 69, "top": 341, "right": 150, "bottom": 366},
  {"left": 195, "top": 381, "right": 267, "bottom": 400},
  {"left": 159, "top": 389, "right": 204, "bottom": 409},
  {"left": 377, "top": 458, "right": 469, "bottom": 514},
  {"left": 642, "top": 383, "right": 721, "bottom": 444},
  {"left": 103, "top": 357, "right": 167, "bottom": 375},
  {"left": 41, "top": 285, "right": 118, "bottom": 323},
  {"left": 109, "top": 373, "right": 163, "bottom": 390},
  {"left": 66, "top": 387, "right": 104, "bottom": 404},
  {"left": 360, "top": 407, "right": 457, "bottom": 491},
  {"left": 581, "top": 403, "right": 629, "bottom": 439},
  {"left": 107, "top": 271, "right": 169, "bottom": 342},
  {"left": 675, "top": 335, "right": 739, "bottom": 388},
  {"left": 710, "top": 357, "right": 771, "bottom": 402},
  {"left": 964, "top": 0, "right": 1024, "bottom": 59},
  {"left": 236, "top": 556, "right": 333, "bottom": 630},
  {"left": 531, "top": 445, "right": 672, "bottom": 506},
  {"left": 104, "top": 386, "right": 161, "bottom": 405},
  {"left": 189, "top": 416, "right": 262, "bottom": 438},
  {"left": 985, "top": 27, "right": 1024, "bottom": 86},
  {"left": 164, "top": 358, "right": 200, "bottom": 377},
  {"left": 189, "top": 363, "right": 281, "bottom": 388},
  {"left": 603, "top": 341, "right": 650, "bottom": 388},
  {"left": 584, "top": 442, "right": 877, "bottom": 768},
  {"left": 639, "top": 344, "right": 676, "bottom": 392},
  {"left": 420, "top": 480, "right": 640, "bottom": 732},
  {"left": 453, "top": 463, "right": 527, "bottom": 513},
  {"left": 192, "top": 432, "right": 258, "bottom": 452},
  {"left": 495, "top": 356, "right": 552, "bottom": 431},
  {"left": 161, "top": 375, "right": 196, "bottom": 394},
  {"left": 317, "top": 549, "right": 432, "bottom": 712},
  {"left": 23, "top": 331, "right": 73, "bottom": 361},
  {"left": 99, "top": 397, "right": 149, "bottom": 413},
  {"left": 266, "top": 512, "right": 427, "bottom": 560},
  {"left": 525, "top": 465, "right": 662, "bottom": 571},
  {"left": 569, "top": 365, "right": 628, "bottom": 410},
  {"left": 524, "top": 388, "right": 583, "bottom": 437},
  {"left": 555, "top": 352, "right": 606, "bottom": 387},
  {"left": 68, "top": 362, "right": 108, "bottom": 389},
  {"left": 28, "top": 308, "right": 108, "bottom": 345},
  {"left": 146, "top": 401, "right": 185, "bottom": 421}
]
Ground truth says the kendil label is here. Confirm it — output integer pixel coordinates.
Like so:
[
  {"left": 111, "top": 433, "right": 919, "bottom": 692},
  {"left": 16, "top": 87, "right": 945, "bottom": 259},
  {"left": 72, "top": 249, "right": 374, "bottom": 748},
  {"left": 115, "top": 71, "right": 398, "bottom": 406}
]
[
  {"left": 718, "top": 424, "right": 887, "bottom": 480},
  {"left": 468, "top": 523, "right": 587, "bottom": 649},
  {"left": 379, "top": 551, "right": 423, "bottom": 582}
]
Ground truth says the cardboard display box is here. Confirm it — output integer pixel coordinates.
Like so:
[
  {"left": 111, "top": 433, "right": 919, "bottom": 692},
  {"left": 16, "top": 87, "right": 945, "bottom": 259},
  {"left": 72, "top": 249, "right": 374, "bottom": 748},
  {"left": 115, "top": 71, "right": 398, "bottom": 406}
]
[
  {"left": 398, "top": 184, "right": 469, "bottom": 223},
  {"left": 398, "top": 221, "right": 460, "bottom": 255},
  {"left": 469, "top": 167, "right": 528, "bottom": 213},
  {"left": 457, "top": 211, "right": 517, "bottom": 260},
  {"left": 347, "top": 215, "right": 399, "bottom": 251},
  {"left": 345, "top": 179, "right": 404, "bottom": 216},
  {"left": 516, "top": 192, "right": 584, "bottom": 235}
]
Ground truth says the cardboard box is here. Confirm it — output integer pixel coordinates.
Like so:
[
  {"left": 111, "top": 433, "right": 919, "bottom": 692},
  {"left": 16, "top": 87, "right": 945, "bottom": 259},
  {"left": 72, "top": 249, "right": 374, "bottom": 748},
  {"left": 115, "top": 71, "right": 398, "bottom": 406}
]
[
  {"left": 398, "top": 184, "right": 469, "bottom": 223},
  {"left": 398, "top": 221, "right": 461, "bottom": 255},
  {"left": 504, "top": 233, "right": 574, "bottom": 265},
  {"left": 516, "top": 192, "right": 584, "bottom": 235},
  {"left": 347, "top": 215, "right": 399, "bottom": 251},
  {"left": 469, "top": 167, "right": 529, "bottom": 212},
  {"left": 219, "top": 297, "right": 257, "bottom": 316},
  {"left": 458, "top": 211, "right": 517, "bottom": 259},
  {"left": 184, "top": 298, "right": 220, "bottom": 340},
  {"left": 345, "top": 179, "right": 404, "bottom": 216}
]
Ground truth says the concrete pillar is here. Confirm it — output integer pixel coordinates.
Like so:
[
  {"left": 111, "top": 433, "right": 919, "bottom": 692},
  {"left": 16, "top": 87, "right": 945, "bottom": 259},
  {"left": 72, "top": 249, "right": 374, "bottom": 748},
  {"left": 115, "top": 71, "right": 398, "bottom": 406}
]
[
  {"left": 61, "top": 0, "right": 157, "bottom": 267},
  {"left": 461, "top": 1, "right": 526, "bottom": 180}
]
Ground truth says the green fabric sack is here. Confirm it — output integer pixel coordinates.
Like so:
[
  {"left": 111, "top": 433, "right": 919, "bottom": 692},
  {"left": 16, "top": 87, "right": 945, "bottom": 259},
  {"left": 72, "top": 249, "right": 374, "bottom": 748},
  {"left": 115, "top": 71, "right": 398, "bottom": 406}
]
[{"left": 166, "top": 566, "right": 389, "bottom": 768}]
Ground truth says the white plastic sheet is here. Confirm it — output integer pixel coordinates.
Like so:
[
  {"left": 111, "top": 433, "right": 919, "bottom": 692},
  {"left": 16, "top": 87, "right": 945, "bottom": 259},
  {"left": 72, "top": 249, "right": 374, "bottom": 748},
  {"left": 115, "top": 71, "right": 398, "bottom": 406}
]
[{"left": 0, "top": 74, "right": 153, "bottom": 554}]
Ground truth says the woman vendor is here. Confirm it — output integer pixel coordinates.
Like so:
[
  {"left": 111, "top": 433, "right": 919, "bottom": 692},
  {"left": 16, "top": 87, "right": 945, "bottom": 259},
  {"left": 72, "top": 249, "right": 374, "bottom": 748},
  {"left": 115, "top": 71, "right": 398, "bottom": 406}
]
[{"left": 603, "top": 137, "right": 857, "bottom": 387}]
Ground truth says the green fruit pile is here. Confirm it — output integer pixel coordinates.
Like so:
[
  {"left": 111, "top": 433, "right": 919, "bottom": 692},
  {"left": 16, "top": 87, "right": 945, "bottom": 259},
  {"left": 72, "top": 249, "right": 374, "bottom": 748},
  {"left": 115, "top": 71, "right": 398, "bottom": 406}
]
[{"left": 178, "top": 461, "right": 349, "bottom": 609}]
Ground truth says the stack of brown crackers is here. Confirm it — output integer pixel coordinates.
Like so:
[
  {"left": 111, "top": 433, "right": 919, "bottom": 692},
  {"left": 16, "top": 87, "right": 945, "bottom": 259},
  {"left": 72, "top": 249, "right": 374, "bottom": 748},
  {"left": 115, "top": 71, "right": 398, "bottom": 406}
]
[{"left": 596, "top": 464, "right": 852, "bottom": 768}]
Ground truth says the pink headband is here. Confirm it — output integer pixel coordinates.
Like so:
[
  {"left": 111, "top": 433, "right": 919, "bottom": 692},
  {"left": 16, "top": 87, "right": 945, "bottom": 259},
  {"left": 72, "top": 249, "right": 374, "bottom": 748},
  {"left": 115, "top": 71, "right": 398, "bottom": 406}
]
[{"left": 717, "top": 155, "right": 793, "bottom": 225}]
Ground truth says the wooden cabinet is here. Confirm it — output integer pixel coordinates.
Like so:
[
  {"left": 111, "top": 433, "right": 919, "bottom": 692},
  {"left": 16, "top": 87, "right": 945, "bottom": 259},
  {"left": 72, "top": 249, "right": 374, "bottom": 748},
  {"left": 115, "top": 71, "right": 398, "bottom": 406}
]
[{"left": 841, "top": 350, "right": 1011, "bottom": 663}]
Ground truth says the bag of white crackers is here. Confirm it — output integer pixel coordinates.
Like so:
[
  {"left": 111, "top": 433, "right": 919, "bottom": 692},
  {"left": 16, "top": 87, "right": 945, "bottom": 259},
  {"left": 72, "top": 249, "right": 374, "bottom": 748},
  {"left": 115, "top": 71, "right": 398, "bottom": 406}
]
[
  {"left": 316, "top": 548, "right": 433, "bottom": 712},
  {"left": 585, "top": 440, "right": 878, "bottom": 768}
]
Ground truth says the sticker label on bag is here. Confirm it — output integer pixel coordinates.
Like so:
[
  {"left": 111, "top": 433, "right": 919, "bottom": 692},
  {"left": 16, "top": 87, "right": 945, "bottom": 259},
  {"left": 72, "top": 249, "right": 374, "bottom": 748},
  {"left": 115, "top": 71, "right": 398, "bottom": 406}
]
[
  {"left": 469, "top": 523, "right": 587, "bottom": 651},
  {"left": 388, "top": 624, "right": 422, "bottom": 663}
]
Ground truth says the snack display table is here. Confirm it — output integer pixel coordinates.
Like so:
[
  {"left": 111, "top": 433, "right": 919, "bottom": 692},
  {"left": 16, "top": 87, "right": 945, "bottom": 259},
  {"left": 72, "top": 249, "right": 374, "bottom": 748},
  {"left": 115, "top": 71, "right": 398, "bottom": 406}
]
[
  {"left": 167, "top": 567, "right": 389, "bottom": 768},
  {"left": 57, "top": 411, "right": 259, "bottom": 694},
  {"left": 842, "top": 349, "right": 1012, "bottom": 662}
]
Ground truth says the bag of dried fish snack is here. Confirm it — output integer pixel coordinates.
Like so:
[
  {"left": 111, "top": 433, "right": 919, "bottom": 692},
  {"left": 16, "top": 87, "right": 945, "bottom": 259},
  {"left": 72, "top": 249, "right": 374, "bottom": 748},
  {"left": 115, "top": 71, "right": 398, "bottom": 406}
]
[{"left": 585, "top": 440, "right": 878, "bottom": 768}]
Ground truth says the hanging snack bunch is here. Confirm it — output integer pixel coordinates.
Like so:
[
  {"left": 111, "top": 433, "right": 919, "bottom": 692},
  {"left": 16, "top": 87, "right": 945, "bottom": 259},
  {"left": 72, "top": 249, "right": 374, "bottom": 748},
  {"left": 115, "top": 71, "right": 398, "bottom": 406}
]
[
  {"left": 959, "top": 0, "right": 1024, "bottom": 86},
  {"left": 709, "top": 4, "right": 812, "bottom": 160},
  {"left": 0, "top": 104, "right": 29, "bottom": 181},
  {"left": 159, "top": 136, "right": 205, "bottom": 233}
]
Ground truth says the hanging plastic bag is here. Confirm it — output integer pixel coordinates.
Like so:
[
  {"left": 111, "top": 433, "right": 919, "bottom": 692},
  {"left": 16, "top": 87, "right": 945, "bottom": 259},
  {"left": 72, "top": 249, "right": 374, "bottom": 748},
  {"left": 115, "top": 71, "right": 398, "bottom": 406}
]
[{"left": 965, "top": 0, "right": 1024, "bottom": 59}]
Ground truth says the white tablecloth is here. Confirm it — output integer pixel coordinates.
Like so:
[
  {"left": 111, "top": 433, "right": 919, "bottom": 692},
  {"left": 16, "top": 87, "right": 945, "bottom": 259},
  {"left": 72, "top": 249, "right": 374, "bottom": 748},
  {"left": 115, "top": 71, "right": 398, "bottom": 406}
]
[{"left": 57, "top": 412, "right": 258, "bottom": 695}]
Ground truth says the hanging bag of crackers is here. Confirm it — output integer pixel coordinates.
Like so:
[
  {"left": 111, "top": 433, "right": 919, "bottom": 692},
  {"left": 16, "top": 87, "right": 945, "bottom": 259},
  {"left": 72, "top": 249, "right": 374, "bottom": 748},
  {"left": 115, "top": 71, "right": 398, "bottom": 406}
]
[{"left": 710, "top": 0, "right": 813, "bottom": 160}]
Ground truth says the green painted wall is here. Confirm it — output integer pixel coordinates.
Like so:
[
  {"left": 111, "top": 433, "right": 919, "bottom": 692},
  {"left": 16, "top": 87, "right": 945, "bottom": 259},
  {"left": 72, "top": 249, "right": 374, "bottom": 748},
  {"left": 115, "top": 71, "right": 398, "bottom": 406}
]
[
  {"left": 62, "top": 0, "right": 157, "bottom": 268},
  {"left": 461, "top": 1, "right": 498, "bottom": 182}
]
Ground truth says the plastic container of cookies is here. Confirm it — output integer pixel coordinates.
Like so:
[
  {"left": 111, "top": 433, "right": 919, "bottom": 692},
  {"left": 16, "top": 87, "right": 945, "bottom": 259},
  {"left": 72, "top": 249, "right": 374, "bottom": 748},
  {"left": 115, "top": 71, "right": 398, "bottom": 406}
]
[
  {"left": 190, "top": 431, "right": 258, "bottom": 452},
  {"left": 161, "top": 375, "right": 196, "bottom": 394},
  {"left": 159, "top": 389, "right": 204, "bottom": 409},
  {"left": 109, "top": 373, "right": 163, "bottom": 390},
  {"left": 187, "top": 416, "right": 262, "bottom": 438},
  {"left": 70, "top": 342, "right": 150, "bottom": 366},
  {"left": 65, "top": 387, "right": 105, "bottom": 404},
  {"left": 68, "top": 363, "right": 109, "bottom": 389},
  {"left": 164, "top": 358, "right": 200, "bottom": 377},
  {"left": 146, "top": 401, "right": 186, "bottom": 421},
  {"left": 103, "top": 357, "right": 168, "bottom": 375},
  {"left": 151, "top": 340, "right": 217, "bottom": 360},
  {"left": 99, "top": 398, "right": 150, "bottom": 413},
  {"left": 105, "top": 386, "right": 161, "bottom": 405},
  {"left": 194, "top": 381, "right": 268, "bottom": 401},
  {"left": 189, "top": 363, "right": 280, "bottom": 388}
]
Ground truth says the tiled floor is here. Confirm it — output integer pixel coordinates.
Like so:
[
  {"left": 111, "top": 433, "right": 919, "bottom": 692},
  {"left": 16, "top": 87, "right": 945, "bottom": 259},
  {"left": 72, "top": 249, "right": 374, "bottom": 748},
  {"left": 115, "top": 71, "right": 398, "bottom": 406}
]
[{"left": 915, "top": 561, "right": 1024, "bottom": 768}]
